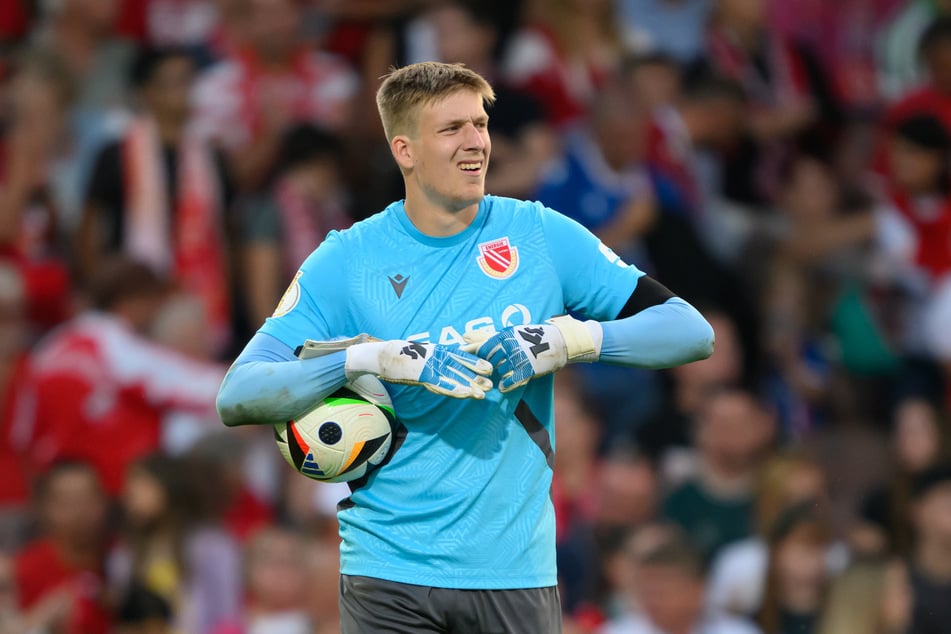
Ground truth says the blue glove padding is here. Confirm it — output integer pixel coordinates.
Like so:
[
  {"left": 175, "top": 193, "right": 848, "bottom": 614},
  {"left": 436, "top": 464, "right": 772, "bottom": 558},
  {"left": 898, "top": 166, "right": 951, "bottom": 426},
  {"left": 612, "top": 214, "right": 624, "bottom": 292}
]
[{"left": 345, "top": 340, "right": 494, "bottom": 399}]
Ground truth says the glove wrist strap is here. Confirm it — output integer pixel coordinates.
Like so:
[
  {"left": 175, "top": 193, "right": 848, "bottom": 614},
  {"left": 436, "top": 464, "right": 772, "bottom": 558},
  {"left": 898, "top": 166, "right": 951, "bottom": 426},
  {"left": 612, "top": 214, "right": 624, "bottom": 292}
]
[{"left": 550, "top": 316, "right": 602, "bottom": 363}]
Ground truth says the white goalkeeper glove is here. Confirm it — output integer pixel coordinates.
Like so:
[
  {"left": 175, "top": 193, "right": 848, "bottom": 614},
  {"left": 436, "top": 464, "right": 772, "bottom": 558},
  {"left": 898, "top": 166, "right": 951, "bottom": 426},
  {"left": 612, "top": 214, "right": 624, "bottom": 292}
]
[
  {"left": 342, "top": 338, "right": 494, "bottom": 399},
  {"left": 462, "top": 316, "right": 603, "bottom": 393}
]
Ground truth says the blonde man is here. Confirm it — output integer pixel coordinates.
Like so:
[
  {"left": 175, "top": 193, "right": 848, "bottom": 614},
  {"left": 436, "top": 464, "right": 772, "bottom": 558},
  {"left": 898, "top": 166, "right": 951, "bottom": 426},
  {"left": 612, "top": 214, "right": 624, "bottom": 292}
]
[{"left": 218, "top": 62, "right": 714, "bottom": 632}]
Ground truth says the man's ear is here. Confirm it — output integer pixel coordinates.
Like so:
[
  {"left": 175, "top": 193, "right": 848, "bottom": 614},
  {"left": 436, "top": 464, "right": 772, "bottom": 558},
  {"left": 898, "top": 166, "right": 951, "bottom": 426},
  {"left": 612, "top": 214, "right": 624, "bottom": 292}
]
[{"left": 391, "top": 135, "right": 414, "bottom": 171}]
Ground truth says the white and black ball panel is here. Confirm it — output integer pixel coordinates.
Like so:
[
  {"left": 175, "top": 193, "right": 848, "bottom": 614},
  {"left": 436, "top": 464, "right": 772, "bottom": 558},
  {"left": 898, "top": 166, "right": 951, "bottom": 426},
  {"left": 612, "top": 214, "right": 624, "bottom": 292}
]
[{"left": 274, "top": 375, "right": 396, "bottom": 483}]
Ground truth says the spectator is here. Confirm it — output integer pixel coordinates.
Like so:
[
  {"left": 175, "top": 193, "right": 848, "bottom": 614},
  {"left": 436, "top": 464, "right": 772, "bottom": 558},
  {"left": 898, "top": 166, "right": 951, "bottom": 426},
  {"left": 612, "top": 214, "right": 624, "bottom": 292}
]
[
  {"left": 622, "top": 52, "right": 683, "bottom": 115},
  {"left": 662, "top": 387, "right": 775, "bottom": 563},
  {"left": 907, "top": 463, "right": 951, "bottom": 634},
  {"left": 765, "top": 155, "right": 875, "bottom": 434},
  {"left": 241, "top": 526, "right": 311, "bottom": 634},
  {"left": 756, "top": 504, "right": 833, "bottom": 634},
  {"left": 534, "top": 78, "right": 655, "bottom": 258},
  {"left": 636, "top": 310, "right": 745, "bottom": 464},
  {"left": 79, "top": 46, "right": 236, "bottom": 354},
  {"left": 0, "top": 51, "right": 74, "bottom": 331},
  {"left": 646, "top": 69, "right": 746, "bottom": 234},
  {"left": 596, "top": 522, "right": 683, "bottom": 629},
  {"left": 591, "top": 450, "right": 660, "bottom": 539},
  {"left": 878, "top": 0, "right": 951, "bottom": 101},
  {"left": 26, "top": 258, "right": 225, "bottom": 495},
  {"left": 191, "top": 0, "right": 359, "bottom": 189},
  {"left": 15, "top": 461, "right": 112, "bottom": 634},
  {"left": 429, "top": 0, "right": 558, "bottom": 199},
  {"left": 855, "top": 395, "right": 951, "bottom": 556},
  {"left": 29, "top": 0, "right": 139, "bottom": 217},
  {"left": 816, "top": 557, "right": 913, "bottom": 634},
  {"left": 874, "top": 114, "right": 951, "bottom": 375},
  {"left": 239, "top": 124, "right": 351, "bottom": 327},
  {"left": 886, "top": 17, "right": 951, "bottom": 136},
  {"left": 704, "top": 0, "right": 839, "bottom": 205},
  {"left": 113, "top": 453, "right": 242, "bottom": 634},
  {"left": 707, "top": 450, "right": 839, "bottom": 616},
  {"left": 29, "top": 0, "right": 133, "bottom": 112},
  {"left": 502, "top": 0, "right": 625, "bottom": 127},
  {"left": 187, "top": 432, "right": 274, "bottom": 543},
  {"left": 600, "top": 531, "right": 761, "bottom": 634}
]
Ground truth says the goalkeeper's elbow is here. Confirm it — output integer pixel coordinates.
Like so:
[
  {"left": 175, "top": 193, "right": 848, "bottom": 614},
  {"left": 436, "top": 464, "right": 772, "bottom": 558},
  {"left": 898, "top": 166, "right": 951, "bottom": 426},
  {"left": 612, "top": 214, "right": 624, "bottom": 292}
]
[
  {"left": 216, "top": 372, "right": 245, "bottom": 427},
  {"left": 687, "top": 314, "right": 716, "bottom": 362}
]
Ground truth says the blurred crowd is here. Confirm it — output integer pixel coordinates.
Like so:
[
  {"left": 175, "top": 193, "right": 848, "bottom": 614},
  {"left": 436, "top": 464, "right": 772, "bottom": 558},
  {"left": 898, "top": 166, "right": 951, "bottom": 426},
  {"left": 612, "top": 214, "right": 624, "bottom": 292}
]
[{"left": 1, "top": 0, "right": 951, "bottom": 632}]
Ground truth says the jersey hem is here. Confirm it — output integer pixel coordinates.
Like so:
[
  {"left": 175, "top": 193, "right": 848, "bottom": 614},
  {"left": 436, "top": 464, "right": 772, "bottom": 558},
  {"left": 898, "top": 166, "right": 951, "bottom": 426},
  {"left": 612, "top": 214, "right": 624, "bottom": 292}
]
[{"left": 339, "top": 562, "right": 557, "bottom": 590}]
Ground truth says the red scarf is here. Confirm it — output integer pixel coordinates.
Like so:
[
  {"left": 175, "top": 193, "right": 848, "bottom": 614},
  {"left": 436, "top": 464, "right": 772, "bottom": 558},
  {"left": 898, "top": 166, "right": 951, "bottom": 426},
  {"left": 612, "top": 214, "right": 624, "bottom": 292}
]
[
  {"left": 889, "top": 187, "right": 951, "bottom": 279},
  {"left": 274, "top": 178, "right": 350, "bottom": 276},
  {"left": 122, "top": 116, "right": 231, "bottom": 351}
]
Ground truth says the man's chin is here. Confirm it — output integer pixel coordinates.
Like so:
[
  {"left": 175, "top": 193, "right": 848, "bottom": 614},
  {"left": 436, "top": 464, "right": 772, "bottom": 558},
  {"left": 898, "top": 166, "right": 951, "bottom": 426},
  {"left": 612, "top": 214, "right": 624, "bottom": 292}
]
[{"left": 448, "top": 191, "right": 484, "bottom": 213}]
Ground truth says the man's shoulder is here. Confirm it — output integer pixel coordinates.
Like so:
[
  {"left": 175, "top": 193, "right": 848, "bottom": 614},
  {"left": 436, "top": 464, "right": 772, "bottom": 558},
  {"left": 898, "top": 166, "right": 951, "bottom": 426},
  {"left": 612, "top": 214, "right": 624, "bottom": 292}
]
[
  {"left": 485, "top": 195, "right": 550, "bottom": 225},
  {"left": 332, "top": 205, "right": 397, "bottom": 243},
  {"left": 15, "top": 538, "right": 58, "bottom": 574}
]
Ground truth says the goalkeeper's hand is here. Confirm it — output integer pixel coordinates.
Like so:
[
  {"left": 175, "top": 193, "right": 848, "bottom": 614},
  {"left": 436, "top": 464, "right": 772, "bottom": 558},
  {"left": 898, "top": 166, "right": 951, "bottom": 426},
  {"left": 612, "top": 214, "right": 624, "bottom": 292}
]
[
  {"left": 344, "top": 339, "right": 494, "bottom": 399},
  {"left": 462, "top": 316, "right": 603, "bottom": 393}
]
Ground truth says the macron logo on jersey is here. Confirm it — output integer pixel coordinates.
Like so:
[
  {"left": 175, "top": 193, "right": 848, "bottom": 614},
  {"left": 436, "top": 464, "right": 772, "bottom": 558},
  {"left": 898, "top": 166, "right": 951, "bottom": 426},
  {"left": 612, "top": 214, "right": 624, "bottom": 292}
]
[
  {"left": 388, "top": 274, "right": 409, "bottom": 298},
  {"left": 477, "top": 237, "right": 519, "bottom": 279}
]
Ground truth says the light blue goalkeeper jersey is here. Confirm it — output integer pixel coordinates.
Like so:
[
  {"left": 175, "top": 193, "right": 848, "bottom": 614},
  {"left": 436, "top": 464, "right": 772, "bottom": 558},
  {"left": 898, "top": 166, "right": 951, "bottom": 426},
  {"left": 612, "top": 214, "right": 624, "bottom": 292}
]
[{"left": 260, "top": 195, "right": 642, "bottom": 589}]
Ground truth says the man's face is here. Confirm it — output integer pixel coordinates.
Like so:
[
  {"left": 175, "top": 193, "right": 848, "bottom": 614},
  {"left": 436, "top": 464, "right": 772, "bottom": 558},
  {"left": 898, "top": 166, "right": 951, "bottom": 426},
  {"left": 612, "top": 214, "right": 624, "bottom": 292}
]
[
  {"left": 915, "top": 483, "right": 951, "bottom": 541},
  {"left": 248, "top": 0, "right": 299, "bottom": 62},
  {"left": 401, "top": 89, "right": 491, "bottom": 213},
  {"left": 636, "top": 564, "right": 704, "bottom": 631},
  {"left": 42, "top": 467, "right": 107, "bottom": 546},
  {"left": 143, "top": 56, "right": 195, "bottom": 122}
]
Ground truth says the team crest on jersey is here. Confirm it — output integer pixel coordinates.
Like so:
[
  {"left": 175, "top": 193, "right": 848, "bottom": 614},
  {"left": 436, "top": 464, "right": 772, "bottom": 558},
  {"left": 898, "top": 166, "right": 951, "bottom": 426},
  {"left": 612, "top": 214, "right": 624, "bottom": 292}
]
[{"left": 476, "top": 237, "right": 519, "bottom": 279}]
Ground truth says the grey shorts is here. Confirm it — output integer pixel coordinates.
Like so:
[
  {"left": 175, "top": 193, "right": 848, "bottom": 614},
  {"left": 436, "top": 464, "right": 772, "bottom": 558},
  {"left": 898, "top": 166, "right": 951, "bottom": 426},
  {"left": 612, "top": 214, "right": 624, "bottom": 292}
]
[{"left": 339, "top": 575, "right": 562, "bottom": 634}]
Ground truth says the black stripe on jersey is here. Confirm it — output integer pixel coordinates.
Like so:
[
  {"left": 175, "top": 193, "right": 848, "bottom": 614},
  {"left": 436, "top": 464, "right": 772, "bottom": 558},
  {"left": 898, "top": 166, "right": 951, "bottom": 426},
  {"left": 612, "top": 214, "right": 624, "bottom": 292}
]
[
  {"left": 338, "top": 424, "right": 409, "bottom": 509},
  {"left": 515, "top": 400, "right": 554, "bottom": 470},
  {"left": 615, "top": 275, "right": 675, "bottom": 320}
]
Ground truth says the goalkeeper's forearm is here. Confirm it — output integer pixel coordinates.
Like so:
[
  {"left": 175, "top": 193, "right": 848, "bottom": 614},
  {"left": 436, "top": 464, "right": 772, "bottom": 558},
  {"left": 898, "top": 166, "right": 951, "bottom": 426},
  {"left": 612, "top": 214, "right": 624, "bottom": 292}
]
[
  {"left": 597, "top": 297, "right": 714, "bottom": 368},
  {"left": 216, "top": 332, "right": 348, "bottom": 427}
]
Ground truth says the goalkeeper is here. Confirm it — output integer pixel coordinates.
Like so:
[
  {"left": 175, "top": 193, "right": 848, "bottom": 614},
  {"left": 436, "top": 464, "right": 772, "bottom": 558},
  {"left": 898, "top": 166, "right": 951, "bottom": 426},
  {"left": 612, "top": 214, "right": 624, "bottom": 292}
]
[{"left": 216, "top": 62, "right": 713, "bottom": 633}]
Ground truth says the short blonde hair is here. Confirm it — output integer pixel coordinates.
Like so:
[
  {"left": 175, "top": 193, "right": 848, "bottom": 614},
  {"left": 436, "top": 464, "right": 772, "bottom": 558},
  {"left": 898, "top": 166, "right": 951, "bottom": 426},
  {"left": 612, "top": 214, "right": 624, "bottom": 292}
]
[{"left": 376, "top": 62, "right": 495, "bottom": 142}]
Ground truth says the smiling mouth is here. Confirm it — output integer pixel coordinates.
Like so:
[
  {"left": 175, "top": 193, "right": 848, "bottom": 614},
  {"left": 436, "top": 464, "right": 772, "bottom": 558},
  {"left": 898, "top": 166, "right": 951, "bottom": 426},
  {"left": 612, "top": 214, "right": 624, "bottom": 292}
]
[{"left": 458, "top": 161, "right": 484, "bottom": 175}]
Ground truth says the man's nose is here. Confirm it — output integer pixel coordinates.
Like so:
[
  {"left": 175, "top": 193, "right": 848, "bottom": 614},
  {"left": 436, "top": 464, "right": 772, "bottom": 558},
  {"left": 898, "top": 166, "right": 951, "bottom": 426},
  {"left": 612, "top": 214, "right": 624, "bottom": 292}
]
[{"left": 462, "top": 123, "right": 486, "bottom": 150}]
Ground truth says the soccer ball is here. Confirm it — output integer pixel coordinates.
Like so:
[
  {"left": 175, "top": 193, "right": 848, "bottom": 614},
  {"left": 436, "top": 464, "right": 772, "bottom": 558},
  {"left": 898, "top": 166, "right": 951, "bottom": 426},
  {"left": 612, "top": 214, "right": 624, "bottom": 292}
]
[{"left": 274, "top": 374, "right": 397, "bottom": 483}]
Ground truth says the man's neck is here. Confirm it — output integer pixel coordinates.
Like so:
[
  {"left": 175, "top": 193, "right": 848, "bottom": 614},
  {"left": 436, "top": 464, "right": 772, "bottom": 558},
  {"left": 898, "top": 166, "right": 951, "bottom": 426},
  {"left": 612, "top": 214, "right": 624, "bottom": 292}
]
[
  {"left": 699, "top": 458, "right": 753, "bottom": 498},
  {"left": 54, "top": 537, "right": 101, "bottom": 570},
  {"left": 403, "top": 194, "right": 479, "bottom": 237},
  {"left": 51, "top": 20, "right": 100, "bottom": 72},
  {"left": 154, "top": 115, "right": 185, "bottom": 146}
]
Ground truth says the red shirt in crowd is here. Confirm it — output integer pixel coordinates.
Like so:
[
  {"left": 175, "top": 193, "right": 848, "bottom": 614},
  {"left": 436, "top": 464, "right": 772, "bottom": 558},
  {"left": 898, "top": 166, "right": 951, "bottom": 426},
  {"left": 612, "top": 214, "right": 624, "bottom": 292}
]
[
  {"left": 190, "top": 47, "right": 358, "bottom": 151},
  {"left": 887, "top": 86, "right": 951, "bottom": 134},
  {"left": 15, "top": 539, "right": 112, "bottom": 634},
  {"left": 0, "top": 355, "right": 31, "bottom": 506},
  {"left": 26, "top": 312, "right": 225, "bottom": 495}
]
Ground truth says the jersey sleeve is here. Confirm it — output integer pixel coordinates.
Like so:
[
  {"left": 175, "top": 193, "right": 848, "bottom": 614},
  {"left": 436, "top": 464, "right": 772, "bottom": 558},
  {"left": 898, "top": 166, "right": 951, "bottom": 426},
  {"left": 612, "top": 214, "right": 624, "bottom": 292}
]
[
  {"left": 258, "top": 231, "right": 350, "bottom": 349},
  {"left": 538, "top": 205, "right": 643, "bottom": 321}
]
